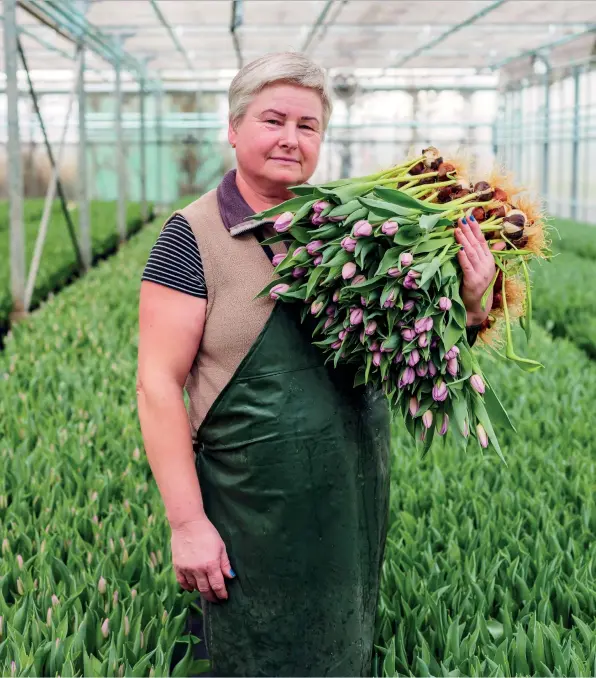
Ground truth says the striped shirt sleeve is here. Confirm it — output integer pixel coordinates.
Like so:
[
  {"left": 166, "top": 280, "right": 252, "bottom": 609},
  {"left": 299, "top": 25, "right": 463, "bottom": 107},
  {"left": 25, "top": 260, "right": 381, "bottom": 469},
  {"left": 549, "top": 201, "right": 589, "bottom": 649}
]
[{"left": 141, "top": 214, "right": 207, "bottom": 299}]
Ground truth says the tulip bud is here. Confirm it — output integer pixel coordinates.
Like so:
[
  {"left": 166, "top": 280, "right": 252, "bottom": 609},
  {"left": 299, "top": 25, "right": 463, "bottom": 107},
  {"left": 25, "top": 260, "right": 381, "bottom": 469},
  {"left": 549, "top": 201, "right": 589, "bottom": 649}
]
[
  {"left": 414, "top": 317, "right": 428, "bottom": 334},
  {"left": 447, "top": 358, "right": 459, "bottom": 377},
  {"left": 403, "top": 276, "right": 418, "bottom": 290},
  {"left": 409, "top": 396, "right": 420, "bottom": 417},
  {"left": 46, "top": 607, "right": 52, "bottom": 626},
  {"left": 331, "top": 340, "right": 342, "bottom": 350},
  {"left": 438, "top": 414, "right": 449, "bottom": 436},
  {"left": 369, "top": 341, "right": 380, "bottom": 352},
  {"left": 124, "top": 615, "right": 130, "bottom": 636},
  {"left": 131, "top": 589, "right": 137, "bottom": 600},
  {"left": 350, "top": 308, "right": 364, "bottom": 326},
  {"left": 274, "top": 211, "right": 293, "bottom": 233},
  {"left": 101, "top": 618, "right": 109, "bottom": 638},
  {"left": 398, "top": 367, "right": 416, "bottom": 387},
  {"left": 394, "top": 351, "right": 404, "bottom": 364},
  {"left": 332, "top": 289, "right": 341, "bottom": 303},
  {"left": 292, "top": 267, "right": 307, "bottom": 278},
  {"left": 310, "top": 300, "right": 324, "bottom": 316},
  {"left": 400, "top": 252, "right": 413, "bottom": 268},
  {"left": 271, "top": 253, "right": 286, "bottom": 267},
  {"left": 463, "top": 419, "right": 470, "bottom": 437},
  {"left": 415, "top": 362, "right": 428, "bottom": 378},
  {"left": 401, "top": 328, "right": 416, "bottom": 342},
  {"left": 338, "top": 330, "right": 348, "bottom": 341},
  {"left": 313, "top": 200, "right": 330, "bottom": 213},
  {"left": 470, "top": 374, "right": 486, "bottom": 395},
  {"left": 383, "top": 290, "right": 397, "bottom": 308},
  {"left": 352, "top": 274, "right": 367, "bottom": 285},
  {"left": 341, "top": 236, "right": 358, "bottom": 253},
  {"left": 360, "top": 296, "right": 367, "bottom": 307},
  {"left": 387, "top": 267, "right": 401, "bottom": 278},
  {"left": 431, "top": 337, "right": 439, "bottom": 349},
  {"left": 311, "top": 214, "right": 326, "bottom": 226},
  {"left": 445, "top": 345, "right": 460, "bottom": 361},
  {"left": 51, "top": 594, "right": 59, "bottom": 608},
  {"left": 342, "top": 262, "right": 357, "bottom": 280},
  {"left": 432, "top": 380, "right": 448, "bottom": 402},
  {"left": 372, "top": 352, "right": 382, "bottom": 367},
  {"left": 16, "top": 554, "right": 23, "bottom": 569},
  {"left": 10, "top": 661, "right": 16, "bottom": 677},
  {"left": 113, "top": 590, "right": 119, "bottom": 606},
  {"left": 408, "top": 349, "right": 420, "bottom": 367},
  {"left": 324, "top": 317, "right": 335, "bottom": 330},
  {"left": 424, "top": 317, "right": 434, "bottom": 332},
  {"left": 418, "top": 333, "right": 428, "bottom": 349},
  {"left": 476, "top": 424, "right": 489, "bottom": 448},
  {"left": 422, "top": 410, "right": 433, "bottom": 429},
  {"left": 326, "top": 304, "right": 337, "bottom": 316},
  {"left": 365, "top": 321, "right": 377, "bottom": 336},
  {"left": 353, "top": 220, "right": 373, "bottom": 238},
  {"left": 98, "top": 576, "right": 107, "bottom": 594},
  {"left": 438, "top": 297, "right": 452, "bottom": 311},
  {"left": 306, "top": 240, "right": 324, "bottom": 255},
  {"left": 428, "top": 361, "right": 438, "bottom": 377},
  {"left": 270, "top": 283, "right": 290, "bottom": 300},
  {"left": 403, "top": 300, "right": 415, "bottom": 312},
  {"left": 381, "top": 220, "right": 399, "bottom": 236},
  {"left": 407, "top": 270, "right": 421, "bottom": 280},
  {"left": 313, "top": 255, "right": 323, "bottom": 266},
  {"left": 2, "top": 539, "right": 9, "bottom": 555}
]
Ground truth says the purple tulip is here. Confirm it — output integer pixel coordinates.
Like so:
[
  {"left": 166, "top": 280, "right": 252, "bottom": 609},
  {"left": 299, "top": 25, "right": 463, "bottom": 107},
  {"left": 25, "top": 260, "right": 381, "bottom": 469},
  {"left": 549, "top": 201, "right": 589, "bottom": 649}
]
[
  {"left": 352, "top": 274, "right": 367, "bottom": 285},
  {"left": 326, "top": 305, "right": 337, "bottom": 316},
  {"left": 408, "top": 349, "right": 420, "bottom": 367},
  {"left": 470, "top": 374, "right": 486, "bottom": 395},
  {"left": 369, "top": 341, "right": 380, "bottom": 352},
  {"left": 338, "top": 329, "right": 348, "bottom": 341},
  {"left": 292, "top": 267, "right": 307, "bottom": 278},
  {"left": 422, "top": 410, "right": 433, "bottom": 429},
  {"left": 401, "top": 328, "right": 416, "bottom": 342},
  {"left": 306, "top": 240, "right": 325, "bottom": 255},
  {"left": 415, "top": 362, "right": 428, "bottom": 378},
  {"left": 439, "top": 297, "right": 452, "bottom": 312},
  {"left": 418, "top": 333, "right": 429, "bottom": 349},
  {"left": 350, "top": 308, "right": 364, "bottom": 326},
  {"left": 400, "top": 252, "right": 413, "bottom": 268},
  {"left": 428, "top": 361, "right": 437, "bottom": 377},
  {"left": 272, "top": 253, "right": 286, "bottom": 267},
  {"left": 365, "top": 320, "right": 377, "bottom": 336},
  {"left": 476, "top": 424, "right": 489, "bottom": 448},
  {"left": 394, "top": 351, "right": 404, "bottom": 364},
  {"left": 311, "top": 214, "right": 326, "bottom": 226},
  {"left": 341, "top": 236, "right": 358, "bottom": 253},
  {"left": 274, "top": 211, "right": 293, "bottom": 233},
  {"left": 403, "top": 300, "right": 415, "bottom": 312},
  {"left": 397, "top": 321, "right": 407, "bottom": 329},
  {"left": 294, "top": 246, "right": 306, "bottom": 257},
  {"left": 398, "top": 367, "right": 415, "bottom": 388},
  {"left": 381, "top": 220, "right": 399, "bottom": 236},
  {"left": 311, "top": 300, "right": 324, "bottom": 315},
  {"left": 438, "top": 414, "right": 449, "bottom": 436},
  {"left": 333, "top": 289, "right": 340, "bottom": 303},
  {"left": 447, "top": 358, "right": 459, "bottom": 377},
  {"left": 403, "top": 276, "right": 418, "bottom": 290},
  {"left": 414, "top": 317, "right": 428, "bottom": 335},
  {"left": 424, "top": 317, "right": 434, "bottom": 332},
  {"left": 331, "top": 340, "right": 342, "bottom": 350},
  {"left": 270, "top": 283, "right": 290, "bottom": 300},
  {"left": 372, "top": 352, "right": 382, "bottom": 367},
  {"left": 432, "top": 380, "right": 449, "bottom": 402},
  {"left": 361, "top": 296, "right": 368, "bottom": 307},
  {"left": 445, "top": 345, "right": 460, "bottom": 361},
  {"left": 383, "top": 290, "right": 397, "bottom": 308},
  {"left": 324, "top": 317, "right": 335, "bottom": 330},
  {"left": 407, "top": 270, "right": 421, "bottom": 280},
  {"left": 387, "top": 267, "right": 401, "bottom": 278},
  {"left": 430, "top": 337, "right": 439, "bottom": 349},
  {"left": 312, "top": 255, "right": 322, "bottom": 266},
  {"left": 342, "top": 262, "right": 357, "bottom": 280},
  {"left": 313, "top": 200, "right": 330, "bottom": 214},
  {"left": 409, "top": 396, "right": 420, "bottom": 417},
  {"left": 353, "top": 220, "right": 373, "bottom": 238},
  {"left": 328, "top": 215, "right": 345, "bottom": 222}
]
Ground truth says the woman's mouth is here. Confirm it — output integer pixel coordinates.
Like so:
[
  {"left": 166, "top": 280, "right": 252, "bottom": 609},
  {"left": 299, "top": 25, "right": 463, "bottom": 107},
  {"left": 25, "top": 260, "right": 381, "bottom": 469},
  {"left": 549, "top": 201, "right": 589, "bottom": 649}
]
[{"left": 270, "top": 157, "right": 300, "bottom": 164}]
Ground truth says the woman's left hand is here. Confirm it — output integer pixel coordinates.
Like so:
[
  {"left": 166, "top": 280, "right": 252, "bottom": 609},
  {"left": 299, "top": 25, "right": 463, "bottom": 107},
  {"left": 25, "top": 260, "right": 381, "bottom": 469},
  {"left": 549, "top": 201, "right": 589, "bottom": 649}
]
[{"left": 454, "top": 215, "right": 506, "bottom": 326}]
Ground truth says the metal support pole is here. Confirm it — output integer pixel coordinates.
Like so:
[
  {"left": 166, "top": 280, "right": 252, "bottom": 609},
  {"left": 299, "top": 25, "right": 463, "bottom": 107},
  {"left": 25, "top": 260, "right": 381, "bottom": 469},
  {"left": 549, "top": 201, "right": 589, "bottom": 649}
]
[
  {"left": 155, "top": 83, "right": 164, "bottom": 207},
  {"left": 115, "top": 44, "right": 127, "bottom": 242},
  {"left": 571, "top": 65, "right": 581, "bottom": 221},
  {"left": 78, "top": 47, "right": 91, "bottom": 269},
  {"left": 139, "top": 76, "right": 148, "bottom": 222},
  {"left": 3, "top": 0, "right": 26, "bottom": 317},
  {"left": 541, "top": 59, "right": 551, "bottom": 204}
]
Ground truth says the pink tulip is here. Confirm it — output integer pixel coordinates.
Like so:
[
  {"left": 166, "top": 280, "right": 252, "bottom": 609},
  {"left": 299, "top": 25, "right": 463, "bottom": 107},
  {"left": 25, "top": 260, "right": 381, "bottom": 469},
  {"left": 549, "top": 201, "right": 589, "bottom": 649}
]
[
  {"left": 331, "top": 340, "right": 342, "bottom": 350},
  {"left": 428, "top": 361, "right": 437, "bottom": 377},
  {"left": 387, "top": 267, "right": 401, "bottom": 278},
  {"left": 408, "top": 349, "right": 420, "bottom": 367},
  {"left": 313, "top": 200, "right": 330, "bottom": 213},
  {"left": 381, "top": 220, "right": 399, "bottom": 236},
  {"left": 292, "top": 267, "right": 307, "bottom": 278},
  {"left": 403, "top": 276, "right": 418, "bottom": 290},
  {"left": 369, "top": 341, "right": 380, "bottom": 352},
  {"left": 341, "top": 236, "right": 358, "bottom": 253},
  {"left": 438, "top": 414, "right": 449, "bottom": 436},
  {"left": 445, "top": 345, "right": 460, "bottom": 361},
  {"left": 422, "top": 410, "right": 433, "bottom": 429},
  {"left": 418, "top": 333, "right": 428, "bottom": 349},
  {"left": 324, "top": 317, "right": 335, "bottom": 330},
  {"left": 432, "top": 381, "right": 448, "bottom": 402},
  {"left": 353, "top": 220, "right": 373, "bottom": 238},
  {"left": 401, "top": 328, "right": 416, "bottom": 342},
  {"left": 306, "top": 240, "right": 325, "bottom": 255},
  {"left": 403, "top": 300, "right": 415, "bottom": 312},
  {"left": 415, "top": 362, "right": 428, "bottom": 378},
  {"left": 409, "top": 396, "right": 420, "bottom": 417},
  {"left": 365, "top": 320, "right": 377, "bottom": 336},
  {"left": 274, "top": 211, "right": 293, "bottom": 233},
  {"left": 476, "top": 423, "right": 489, "bottom": 448},
  {"left": 313, "top": 255, "right": 323, "bottom": 266},
  {"left": 326, "top": 305, "right": 337, "bottom": 316},
  {"left": 310, "top": 300, "right": 324, "bottom": 315},
  {"left": 272, "top": 253, "right": 286, "bottom": 267},
  {"left": 332, "top": 289, "right": 340, "bottom": 303},
  {"left": 447, "top": 358, "right": 459, "bottom": 377},
  {"left": 311, "top": 214, "right": 326, "bottom": 226},
  {"left": 352, "top": 274, "right": 367, "bottom": 285},
  {"left": 439, "top": 297, "right": 452, "bottom": 311},
  {"left": 372, "top": 352, "right": 382, "bottom": 367},
  {"left": 338, "top": 329, "right": 348, "bottom": 341},
  {"left": 414, "top": 317, "right": 429, "bottom": 335},
  {"left": 350, "top": 308, "right": 364, "bottom": 325},
  {"left": 360, "top": 296, "right": 368, "bottom": 307},
  {"left": 470, "top": 374, "right": 486, "bottom": 395},
  {"left": 394, "top": 351, "right": 404, "bottom": 364},
  {"left": 398, "top": 367, "right": 415, "bottom": 388},
  {"left": 342, "top": 262, "right": 357, "bottom": 280},
  {"left": 269, "top": 283, "right": 290, "bottom": 300},
  {"left": 400, "top": 252, "right": 413, "bottom": 268}
]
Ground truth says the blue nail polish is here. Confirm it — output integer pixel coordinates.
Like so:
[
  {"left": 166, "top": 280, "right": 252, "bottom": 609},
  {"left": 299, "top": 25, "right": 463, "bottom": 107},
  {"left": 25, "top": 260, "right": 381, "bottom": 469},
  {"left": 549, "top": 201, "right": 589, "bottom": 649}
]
[
  {"left": 230, "top": 568, "right": 236, "bottom": 577},
  {"left": 462, "top": 217, "right": 467, "bottom": 225},
  {"left": 470, "top": 215, "right": 477, "bottom": 222}
]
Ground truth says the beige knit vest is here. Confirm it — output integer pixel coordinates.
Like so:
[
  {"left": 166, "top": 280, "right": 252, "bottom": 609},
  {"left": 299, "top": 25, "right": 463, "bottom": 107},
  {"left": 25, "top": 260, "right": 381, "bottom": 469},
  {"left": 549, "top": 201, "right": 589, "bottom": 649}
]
[{"left": 174, "top": 190, "right": 287, "bottom": 439}]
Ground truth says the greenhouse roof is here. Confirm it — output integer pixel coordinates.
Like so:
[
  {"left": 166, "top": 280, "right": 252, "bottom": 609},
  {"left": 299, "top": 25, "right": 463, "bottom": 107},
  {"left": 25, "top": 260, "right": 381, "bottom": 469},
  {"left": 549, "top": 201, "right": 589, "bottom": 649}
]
[{"left": 1, "top": 0, "right": 596, "bottom": 85}]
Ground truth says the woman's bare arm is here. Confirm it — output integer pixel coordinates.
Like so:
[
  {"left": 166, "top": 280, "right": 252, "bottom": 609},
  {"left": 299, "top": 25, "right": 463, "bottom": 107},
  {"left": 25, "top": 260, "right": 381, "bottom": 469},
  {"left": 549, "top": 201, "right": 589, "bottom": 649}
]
[{"left": 136, "top": 280, "right": 207, "bottom": 529}]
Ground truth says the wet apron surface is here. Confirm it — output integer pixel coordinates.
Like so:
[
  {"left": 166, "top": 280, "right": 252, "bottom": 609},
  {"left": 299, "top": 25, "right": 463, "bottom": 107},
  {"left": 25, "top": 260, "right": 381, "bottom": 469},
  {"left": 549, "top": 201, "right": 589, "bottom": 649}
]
[{"left": 194, "top": 238, "right": 392, "bottom": 677}]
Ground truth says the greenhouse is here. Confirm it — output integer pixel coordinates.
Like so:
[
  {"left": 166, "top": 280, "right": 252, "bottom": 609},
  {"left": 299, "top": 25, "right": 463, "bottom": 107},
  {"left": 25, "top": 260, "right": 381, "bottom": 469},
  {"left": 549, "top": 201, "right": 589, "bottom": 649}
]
[{"left": 1, "top": 1, "right": 596, "bottom": 676}]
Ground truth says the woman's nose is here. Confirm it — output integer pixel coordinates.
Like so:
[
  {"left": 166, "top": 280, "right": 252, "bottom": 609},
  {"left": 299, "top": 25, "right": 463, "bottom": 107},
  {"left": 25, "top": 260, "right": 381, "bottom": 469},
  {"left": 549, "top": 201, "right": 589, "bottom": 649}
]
[{"left": 279, "top": 124, "right": 298, "bottom": 148}]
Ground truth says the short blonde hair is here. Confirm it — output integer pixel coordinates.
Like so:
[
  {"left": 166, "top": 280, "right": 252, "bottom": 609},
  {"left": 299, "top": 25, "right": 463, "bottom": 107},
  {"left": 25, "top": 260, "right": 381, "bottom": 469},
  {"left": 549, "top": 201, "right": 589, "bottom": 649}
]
[{"left": 228, "top": 52, "right": 333, "bottom": 131}]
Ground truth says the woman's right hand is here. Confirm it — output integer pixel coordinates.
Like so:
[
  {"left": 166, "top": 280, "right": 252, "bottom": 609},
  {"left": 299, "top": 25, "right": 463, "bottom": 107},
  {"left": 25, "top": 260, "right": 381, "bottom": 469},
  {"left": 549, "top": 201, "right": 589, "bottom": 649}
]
[{"left": 171, "top": 517, "right": 236, "bottom": 603}]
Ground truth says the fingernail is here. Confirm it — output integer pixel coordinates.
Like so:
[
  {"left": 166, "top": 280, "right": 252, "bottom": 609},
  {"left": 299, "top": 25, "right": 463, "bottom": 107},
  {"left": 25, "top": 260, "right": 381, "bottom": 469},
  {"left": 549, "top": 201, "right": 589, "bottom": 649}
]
[
  {"left": 230, "top": 568, "right": 236, "bottom": 577},
  {"left": 470, "top": 215, "right": 477, "bottom": 222},
  {"left": 462, "top": 217, "right": 467, "bottom": 225}
]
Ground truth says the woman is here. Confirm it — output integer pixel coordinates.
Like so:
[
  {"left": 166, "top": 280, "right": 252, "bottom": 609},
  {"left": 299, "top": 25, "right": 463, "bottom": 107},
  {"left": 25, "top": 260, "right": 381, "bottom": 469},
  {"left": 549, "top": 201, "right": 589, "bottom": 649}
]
[{"left": 136, "top": 52, "right": 501, "bottom": 677}]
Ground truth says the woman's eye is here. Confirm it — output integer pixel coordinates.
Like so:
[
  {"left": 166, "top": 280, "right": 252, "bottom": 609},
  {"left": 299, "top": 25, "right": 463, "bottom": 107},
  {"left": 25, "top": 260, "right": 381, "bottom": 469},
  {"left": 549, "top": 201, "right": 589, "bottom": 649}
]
[
  {"left": 300, "top": 125, "right": 314, "bottom": 131},
  {"left": 266, "top": 119, "right": 281, "bottom": 125}
]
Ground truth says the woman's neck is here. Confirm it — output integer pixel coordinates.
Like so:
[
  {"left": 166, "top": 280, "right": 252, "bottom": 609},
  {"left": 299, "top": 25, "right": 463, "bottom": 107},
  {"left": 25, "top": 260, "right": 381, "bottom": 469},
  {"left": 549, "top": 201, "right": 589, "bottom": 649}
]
[{"left": 235, "top": 169, "right": 294, "bottom": 214}]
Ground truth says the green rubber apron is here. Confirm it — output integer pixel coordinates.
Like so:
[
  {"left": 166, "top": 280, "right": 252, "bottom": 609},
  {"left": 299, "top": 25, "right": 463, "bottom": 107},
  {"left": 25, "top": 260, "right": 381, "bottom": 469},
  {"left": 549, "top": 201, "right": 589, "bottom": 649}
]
[{"left": 194, "top": 247, "right": 391, "bottom": 677}]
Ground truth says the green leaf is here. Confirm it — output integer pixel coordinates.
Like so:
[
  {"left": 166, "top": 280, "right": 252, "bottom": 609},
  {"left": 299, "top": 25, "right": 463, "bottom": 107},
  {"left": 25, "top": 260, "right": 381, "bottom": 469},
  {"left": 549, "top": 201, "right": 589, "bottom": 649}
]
[
  {"left": 358, "top": 197, "right": 415, "bottom": 218},
  {"left": 320, "top": 249, "right": 351, "bottom": 268},
  {"left": 251, "top": 195, "right": 313, "bottom": 219},
  {"left": 413, "top": 237, "right": 455, "bottom": 255},
  {"left": 375, "top": 247, "right": 402, "bottom": 276},
  {"left": 394, "top": 224, "right": 423, "bottom": 246},
  {"left": 482, "top": 373, "right": 517, "bottom": 433},
  {"left": 472, "top": 396, "right": 508, "bottom": 466},
  {"left": 374, "top": 186, "right": 446, "bottom": 213},
  {"left": 419, "top": 256, "right": 442, "bottom": 288},
  {"left": 419, "top": 213, "right": 447, "bottom": 231}
]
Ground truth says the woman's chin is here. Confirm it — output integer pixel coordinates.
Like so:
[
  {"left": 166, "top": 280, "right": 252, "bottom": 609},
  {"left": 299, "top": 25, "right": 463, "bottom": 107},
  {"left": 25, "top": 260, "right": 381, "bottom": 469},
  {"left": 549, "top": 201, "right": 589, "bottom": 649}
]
[{"left": 265, "top": 164, "right": 305, "bottom": 185}]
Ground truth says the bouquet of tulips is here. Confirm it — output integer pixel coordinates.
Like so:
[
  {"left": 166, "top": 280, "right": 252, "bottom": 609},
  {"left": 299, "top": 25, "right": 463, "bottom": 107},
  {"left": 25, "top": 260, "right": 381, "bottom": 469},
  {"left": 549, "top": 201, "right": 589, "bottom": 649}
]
[{"left": 254, "top": 147, "right": 551, "bottom": 458}]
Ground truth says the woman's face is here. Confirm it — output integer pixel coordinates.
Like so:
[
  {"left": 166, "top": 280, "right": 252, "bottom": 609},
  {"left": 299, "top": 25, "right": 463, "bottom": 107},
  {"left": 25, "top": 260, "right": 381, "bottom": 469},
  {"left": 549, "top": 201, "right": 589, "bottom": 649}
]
[{"left": 229, "top": 83, "right": 324, "bottom": 189}]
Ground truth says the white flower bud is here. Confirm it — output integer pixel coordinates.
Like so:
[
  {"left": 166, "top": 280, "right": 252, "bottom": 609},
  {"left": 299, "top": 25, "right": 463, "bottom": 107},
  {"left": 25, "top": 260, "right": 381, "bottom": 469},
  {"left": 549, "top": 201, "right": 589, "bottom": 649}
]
[{"left": 101, "top": 618, "right": 109, "bottom": 638}]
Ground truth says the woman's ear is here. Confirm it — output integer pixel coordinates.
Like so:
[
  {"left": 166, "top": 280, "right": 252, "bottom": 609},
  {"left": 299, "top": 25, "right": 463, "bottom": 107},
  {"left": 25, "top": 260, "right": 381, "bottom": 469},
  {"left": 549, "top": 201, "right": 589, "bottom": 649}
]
[{"left": 228, "top": 120, "right": 237, "bottom": 149}]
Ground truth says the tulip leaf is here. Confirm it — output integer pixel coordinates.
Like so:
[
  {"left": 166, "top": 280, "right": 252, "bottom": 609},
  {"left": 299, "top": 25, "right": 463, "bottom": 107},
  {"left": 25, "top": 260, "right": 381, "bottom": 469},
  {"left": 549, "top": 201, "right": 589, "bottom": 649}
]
[
  {"left": 253, "top": 274, "right": 293, "bottom": 300},
  {"left": 442, "top": 317, "right": 463, "bottom": 353},
  {"left": 358, "top": 197, "right": 415, "bottom": 218},
  {"left": 472, "top": 396, "right": 507, "bottom": 465},
  {"left": 394, "top": 225, "right": 423, "bottom": 245},
  {"left": 344, "top": 207, "right": 369, "bottom": 227},
  {"left": 287, "top": 184, "right": 319, "bottom": 196},
  {"left": 375, "top": 248, "right": 403, "bottom": 276},
  {"left": 481, "top": 373, "right": 517, "bottom": 433},
  {"left": 419, "top": 213, "right": 447, "bottom": 232},
  {"left": 251, "top": 195, "right": 314, "bottom": 220},
  {"left": 374, "top": 187, "right": 446, "bottom": 214},
  {"left": 450, "top": 394, "right": 469, "bottom": 439},
  {"left": 305, "top": 266, "right": 327, "bottom": 298},
  {"left": 320, "top": 249, "right": 351, "bottom": 268},
  {"left": 413, "top": 237, "right": 455, "bottom": 255},
  {"left": 289, "top": 225, "right": 315, "bottom": 244},
  {"left": 419, "top": 256, "right": 442, "bottom": 288},
  {"left": 327, "top": 199, "right": 361, "bottom": 218}
]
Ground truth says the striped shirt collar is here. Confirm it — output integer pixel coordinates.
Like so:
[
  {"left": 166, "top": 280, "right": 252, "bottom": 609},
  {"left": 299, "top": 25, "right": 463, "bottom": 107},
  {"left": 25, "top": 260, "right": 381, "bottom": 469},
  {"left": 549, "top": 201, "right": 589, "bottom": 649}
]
[{"left": 216, "top": 169, "right": 277, "bottom": 237}]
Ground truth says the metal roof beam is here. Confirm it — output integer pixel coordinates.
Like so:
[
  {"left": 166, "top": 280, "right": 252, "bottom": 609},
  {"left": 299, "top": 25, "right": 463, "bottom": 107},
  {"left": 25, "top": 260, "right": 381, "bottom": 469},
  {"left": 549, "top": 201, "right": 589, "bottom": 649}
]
[
  {"left": 230, "top": 0, "right": 244, "bottom": 69},
  {"left": 300, "top": 0, "right": 336, "bottom": 54},
  {"left": 386, "top": 0, "right": 507, "bottom": 71},
  {"left": 148, "top": 0, "right": 196, "bottom": 73},
  {"left": 483, "top": 26, "right": 596, "bottom": 71}
]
